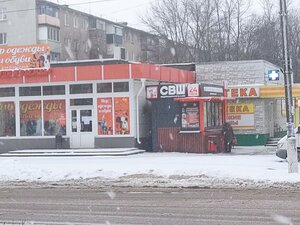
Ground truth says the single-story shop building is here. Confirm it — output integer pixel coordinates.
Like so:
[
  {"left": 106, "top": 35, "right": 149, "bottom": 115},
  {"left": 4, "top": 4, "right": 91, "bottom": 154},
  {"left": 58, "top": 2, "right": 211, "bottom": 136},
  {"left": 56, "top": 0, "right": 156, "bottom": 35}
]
[
  {"left": 196, "top": 60, "right": 300, "bottom": 146},
  {"left": 0, "top": 59, "right": 195, "bottom": 152},
  {"left": 146, "top": 82, "right": 234, "bottom": 153}
]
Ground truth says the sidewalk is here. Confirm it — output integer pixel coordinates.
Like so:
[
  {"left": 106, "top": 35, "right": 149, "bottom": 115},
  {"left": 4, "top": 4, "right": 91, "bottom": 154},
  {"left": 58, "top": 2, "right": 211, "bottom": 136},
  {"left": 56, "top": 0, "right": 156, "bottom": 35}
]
[
  {"left": 0, "top": 148, "right": 145, "bottom": 157},
  {"left": 0, "top": 145, "right": 298, "bottom": 189}
]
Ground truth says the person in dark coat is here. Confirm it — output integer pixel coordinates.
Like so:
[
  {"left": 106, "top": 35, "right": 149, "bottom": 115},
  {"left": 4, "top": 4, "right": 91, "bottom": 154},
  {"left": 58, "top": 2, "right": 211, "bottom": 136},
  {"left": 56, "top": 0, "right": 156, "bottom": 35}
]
[{"left": 222, "top": 122, "right": 234, "bottom": 153}]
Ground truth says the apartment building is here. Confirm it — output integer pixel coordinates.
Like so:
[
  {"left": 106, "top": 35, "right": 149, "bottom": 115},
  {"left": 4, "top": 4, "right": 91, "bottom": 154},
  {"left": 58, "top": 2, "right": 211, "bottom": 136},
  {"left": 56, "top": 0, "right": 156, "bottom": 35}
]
[{"left": 0, "top": 0, "right": 160, "bottom": 62}]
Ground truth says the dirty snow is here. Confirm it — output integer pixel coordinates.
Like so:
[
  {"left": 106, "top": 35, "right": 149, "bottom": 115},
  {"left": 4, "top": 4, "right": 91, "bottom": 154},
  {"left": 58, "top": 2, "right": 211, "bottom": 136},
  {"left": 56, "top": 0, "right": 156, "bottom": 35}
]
[{"left": 0, "top": 146, "right": 299, "bottom": 189}]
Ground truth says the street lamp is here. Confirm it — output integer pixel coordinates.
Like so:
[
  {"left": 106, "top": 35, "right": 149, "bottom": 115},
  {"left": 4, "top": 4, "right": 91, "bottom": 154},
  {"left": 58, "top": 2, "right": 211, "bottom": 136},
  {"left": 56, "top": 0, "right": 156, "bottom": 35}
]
[{"left": 279, "top": 0, "right": 298, "bottom": 173}]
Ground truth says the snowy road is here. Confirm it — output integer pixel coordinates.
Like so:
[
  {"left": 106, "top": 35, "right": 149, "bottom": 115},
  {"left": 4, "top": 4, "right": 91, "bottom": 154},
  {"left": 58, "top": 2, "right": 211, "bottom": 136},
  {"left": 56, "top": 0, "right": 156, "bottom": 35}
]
[{"left": 0, "top": 187, "right": 300, "bottom": 225}]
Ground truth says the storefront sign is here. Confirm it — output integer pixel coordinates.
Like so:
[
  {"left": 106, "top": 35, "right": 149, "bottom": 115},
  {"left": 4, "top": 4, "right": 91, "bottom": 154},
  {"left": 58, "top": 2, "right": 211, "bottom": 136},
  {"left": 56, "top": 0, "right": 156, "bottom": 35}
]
[
  {"left": 200, "top": 84, "right": 224, "bottom": 97},
  {"left": 226, "top": 103, "right": 255, "bottom": 129},
  {"left": 159, "top": 84, "right": 186, "bottom": 98},
  {"left": 0, "top": 44, "right": 50, "bottom": 70},
  {"left": 227, "top": 87, "right": 259, "bottom": 98},
  {"left": 97, "top": 98, "right": 113, "bottom": 135},
  {"left": 187, "top": 84, "right": 200, "bottom": 97},
  {"left": 0, "top": 68, "right": 51, "bottom": 78},
  {"left": 146, "top": 86, "right": 158, "bottom": 99},
  {"left": 146, "top": 84, "right": 202, "bottom": 99}
]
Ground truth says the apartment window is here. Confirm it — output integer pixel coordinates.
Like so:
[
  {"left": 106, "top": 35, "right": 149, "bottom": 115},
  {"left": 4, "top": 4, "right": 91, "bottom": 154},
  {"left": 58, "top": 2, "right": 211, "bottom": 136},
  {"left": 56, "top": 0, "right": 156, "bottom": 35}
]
[
  {"left": 82, "top": 19, "right": 88, "bottom": 30},
  {"left": 73, "top": 17, "right": 78, "bottom": 28},
  {"left": 96, "top": 20, "right": 105, "bottom": 30},
  {"left": 0, "top": 33, "right": 7, "bottom": 45},
  {"left": 114, "top": 27, "right": 122, "bottom": 36},
  {"left": 64, "top": 14, "right": 69, "bottom": 26},
  {"left": 47, "top": 27, "right": 59, "bottom": 41},
  {"left": 39, "top": 5, "right": 58, "bottom": 17},
  {"left": 0, "top": 8, "right": 7, "bottom": 20},
  {"left": 50, "top": 52, "right": 60, "bottom": 61}
]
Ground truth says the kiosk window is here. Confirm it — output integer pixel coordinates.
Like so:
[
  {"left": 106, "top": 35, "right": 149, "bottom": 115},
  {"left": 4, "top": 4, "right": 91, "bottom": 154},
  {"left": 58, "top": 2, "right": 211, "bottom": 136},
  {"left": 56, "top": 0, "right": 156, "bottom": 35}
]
[
  {"left": 181, "top": 102, "right": 199, "bottom": 131},
  {"left": 205, "top": 102, "right": 222, "bottom": 128}
]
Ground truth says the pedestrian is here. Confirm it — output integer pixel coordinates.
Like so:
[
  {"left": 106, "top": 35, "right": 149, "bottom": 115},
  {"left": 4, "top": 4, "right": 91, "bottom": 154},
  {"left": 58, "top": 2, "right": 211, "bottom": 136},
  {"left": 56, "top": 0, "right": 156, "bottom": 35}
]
[{"left": 222, "top": 122, "right": 234, "bottom": 153}]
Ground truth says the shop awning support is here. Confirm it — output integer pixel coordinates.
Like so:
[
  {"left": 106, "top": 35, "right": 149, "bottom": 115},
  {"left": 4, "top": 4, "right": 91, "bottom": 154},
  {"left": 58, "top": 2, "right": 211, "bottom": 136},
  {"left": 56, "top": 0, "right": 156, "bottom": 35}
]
[{"left": 136, "top": 78, "right": 146, "bottom": 144}]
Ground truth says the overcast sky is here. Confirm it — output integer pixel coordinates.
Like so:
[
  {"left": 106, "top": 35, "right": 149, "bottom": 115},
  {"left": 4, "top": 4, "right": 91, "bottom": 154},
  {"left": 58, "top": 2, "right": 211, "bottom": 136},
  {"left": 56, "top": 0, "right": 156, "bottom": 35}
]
[{"left": 51, "top": 0, "right": 300, "bottom": 30}]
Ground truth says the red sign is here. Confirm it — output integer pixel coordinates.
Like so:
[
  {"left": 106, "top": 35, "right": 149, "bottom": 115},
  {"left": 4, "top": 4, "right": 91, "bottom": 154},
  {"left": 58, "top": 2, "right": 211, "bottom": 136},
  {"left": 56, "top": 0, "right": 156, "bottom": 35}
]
[{"left": 0, "top": 44, "right": 50, "bottom": 70}]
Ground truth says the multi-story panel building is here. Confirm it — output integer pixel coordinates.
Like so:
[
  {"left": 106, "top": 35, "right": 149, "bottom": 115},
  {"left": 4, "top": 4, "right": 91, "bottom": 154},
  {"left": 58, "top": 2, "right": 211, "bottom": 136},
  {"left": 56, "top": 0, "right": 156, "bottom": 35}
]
[{"left": 0, "top": 0, "right": 161, "bottom": 63}]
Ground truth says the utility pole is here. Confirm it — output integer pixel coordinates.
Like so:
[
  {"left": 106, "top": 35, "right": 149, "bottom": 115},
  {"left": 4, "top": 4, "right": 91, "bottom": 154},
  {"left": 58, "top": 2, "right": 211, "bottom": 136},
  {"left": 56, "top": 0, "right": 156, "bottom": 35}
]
[{"left": 279, "top": 0, "right": 298, "bottom": 173}]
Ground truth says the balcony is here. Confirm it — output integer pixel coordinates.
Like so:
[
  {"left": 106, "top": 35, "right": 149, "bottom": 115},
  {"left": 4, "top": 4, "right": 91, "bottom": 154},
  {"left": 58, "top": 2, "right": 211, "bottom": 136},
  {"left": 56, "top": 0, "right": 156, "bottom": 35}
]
[{"left": 38, "top": 14, "right": 60, "bottom": 27}]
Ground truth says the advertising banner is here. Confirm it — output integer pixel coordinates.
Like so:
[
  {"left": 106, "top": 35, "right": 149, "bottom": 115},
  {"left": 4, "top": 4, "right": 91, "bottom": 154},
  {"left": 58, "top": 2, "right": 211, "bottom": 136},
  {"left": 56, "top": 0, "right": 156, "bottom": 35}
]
[
  {"left": 20, "top": 101, "right": 42, "bottom": 136},
  {"left": 97, "top": 98, "right": 113, "bottom": 135},
  {"left": 226, "top": 103, "right": 255, "bottom": 129},
  {"left": 43, "top": 100, "right": 66, "bottom": 136},
  {"left": 181, "top": 102, "right": 200, "bottom": 131},
  {"left": 0, "top": 102, "right": 15, "bottom": 136},
  {"left": 114, "top": 97, "right": 130, "bottom": 135},
  {"left": 0, "top": 44, "right": 50, "bottom": 70}
]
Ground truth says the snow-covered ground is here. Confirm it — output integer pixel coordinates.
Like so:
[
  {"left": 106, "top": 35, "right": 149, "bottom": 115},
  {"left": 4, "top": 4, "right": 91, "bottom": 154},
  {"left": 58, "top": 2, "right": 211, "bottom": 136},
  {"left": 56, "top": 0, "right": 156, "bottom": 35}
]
[{"left": 0, "top": 146, "right": 299, "bottom": 189}]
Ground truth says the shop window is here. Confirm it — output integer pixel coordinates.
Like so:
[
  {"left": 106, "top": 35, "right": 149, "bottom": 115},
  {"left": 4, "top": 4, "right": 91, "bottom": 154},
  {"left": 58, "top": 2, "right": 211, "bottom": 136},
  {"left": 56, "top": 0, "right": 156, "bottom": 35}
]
[
  {"left": 113, "top": 82, "right": 129, "bottom": 92},
  {"left": 70, "top": 83, "right": 93, "bottom": 94},
  {"left": 97, "top": 83, "right": 112, "bottom": 93},
  {"left": 97, "top": 98, "right": 113, "bottom": 135},
  {"left": 19, "top": 86, "right": 41, "bottom": 96},
  {"left": 180, "top": 102, "right": 200, "bottom": 131},
  {"left": 0, "top": 87, "right": 15, "bottom": 97},
  {"left": 70, "top": 98, "right": 93, "bottom": 106},
  {"left": 43, "top": 100, "right": 66, "bottom": 136},
  {"left": 43, "top": 85, "right": 65, "bottom": 95},
  {"left": 114, "top": 97, "right": 130, "bottom": 135},
  {"left": 20, "top": 101, "right": 42, "bottom": 136},
  {"left": 0, "top": 102, "right": 16, "bottom": 137},
  {"left": 205, "top": 102, "right": 223, "bottom": 128}
]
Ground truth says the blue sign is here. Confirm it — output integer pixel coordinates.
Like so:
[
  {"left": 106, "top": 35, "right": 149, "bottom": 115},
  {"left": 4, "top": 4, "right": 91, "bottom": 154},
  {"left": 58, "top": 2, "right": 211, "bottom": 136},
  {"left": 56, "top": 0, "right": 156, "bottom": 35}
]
[{"left": 268, "top": 70, "right": 280, "bottom": 81}]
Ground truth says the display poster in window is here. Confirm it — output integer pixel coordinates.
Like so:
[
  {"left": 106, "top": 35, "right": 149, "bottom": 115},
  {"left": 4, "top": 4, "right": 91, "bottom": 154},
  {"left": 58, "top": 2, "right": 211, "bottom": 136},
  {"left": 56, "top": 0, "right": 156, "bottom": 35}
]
[
  {"left": 20, "top": 101, "right": 42, "bottom": 136},
  {"left": 43, "top": 100, "right": 66, "bottom": 136},
  {"left": 181, "top": 102, "right": 200, "bottom": 131},
  {"left": 97, "top": 98, "right": 113, "bottom": 135},
  {"left": 0, "top": 102, "right": 16, "bottom": 136},
  {"left": 114, "top": 97, "right": 130, "bottom": 135},
  {"left": 226, "top": 103, "right": 255, "bottom": 129},
  {"left": 0, "top": 44, "right": 50, "bottom": 70}
]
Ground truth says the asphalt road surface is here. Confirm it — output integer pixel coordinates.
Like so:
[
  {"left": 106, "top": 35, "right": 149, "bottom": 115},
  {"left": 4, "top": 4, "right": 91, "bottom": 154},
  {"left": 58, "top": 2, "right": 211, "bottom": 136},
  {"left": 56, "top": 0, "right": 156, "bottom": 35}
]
[{"left": 0, "top": 187, "right": 299, "bottom": 225}]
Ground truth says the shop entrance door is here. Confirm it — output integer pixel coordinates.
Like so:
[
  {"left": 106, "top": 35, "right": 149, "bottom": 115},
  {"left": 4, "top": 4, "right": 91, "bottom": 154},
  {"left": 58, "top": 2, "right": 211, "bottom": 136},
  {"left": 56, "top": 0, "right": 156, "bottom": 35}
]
[{"left": 70, "top": 108, "right": 94, "bottom": 148}]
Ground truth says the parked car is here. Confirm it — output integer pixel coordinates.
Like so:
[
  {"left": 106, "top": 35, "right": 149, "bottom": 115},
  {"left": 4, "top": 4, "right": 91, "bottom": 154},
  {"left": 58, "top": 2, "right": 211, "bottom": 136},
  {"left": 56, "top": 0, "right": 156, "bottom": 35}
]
[{"left": 276, "top": 128, "right": 300, "bottom": 161}]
